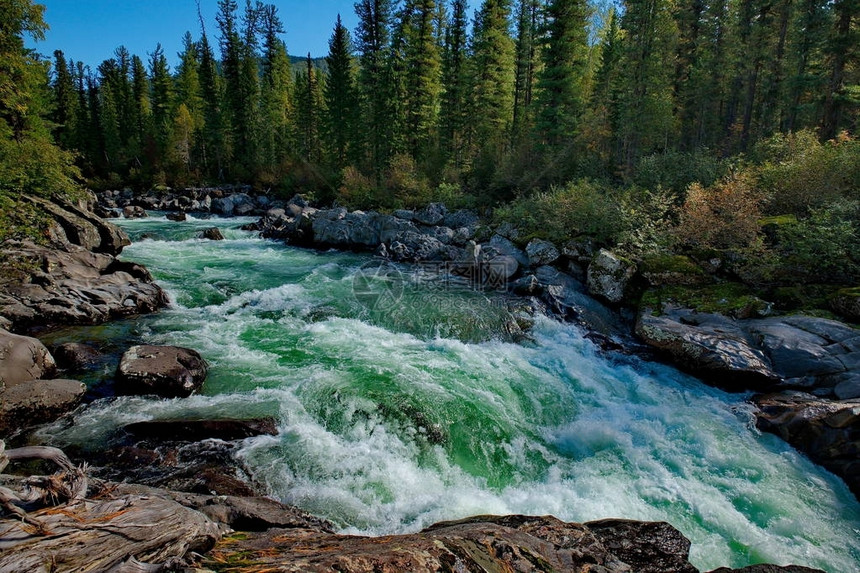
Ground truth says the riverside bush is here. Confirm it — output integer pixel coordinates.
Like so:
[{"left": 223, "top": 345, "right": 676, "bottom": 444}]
[
  {"left": 493, "top": 179, "right": 621, "bottom": 244},
  {"left": 634, "top": 149, "right": 726, "bottom": 197},
  {"left": 675, "top": 174, "right": 763, "bottom": 251}
]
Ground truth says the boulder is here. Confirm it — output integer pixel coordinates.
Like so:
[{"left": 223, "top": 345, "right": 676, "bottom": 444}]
[
  {"left": 54, "top": 198, "right": 132, "bottom": 255},
  {"left": 753, "top": 391, "right": 860, "bottom": 498},
  {"left": 166, "top": 211, "right": 187, "bottom": 222},
  {"left": 201, "top": 227, "right": 225, "bottom": 241},
  {"left": 562, "top": 237, "right": 596, "bottom": 264},
  {"left": 122, "top": 205, "right": 147, "bottom": 219},
  {"left": 116, "top": 345, "right": 208, "bottom": 398},
  {"left": 0, "top": 329, "right": 57, "bottom": 389},
  {"left": 0, "top": 378, "right": 86, "bottom": 435},
  {"left": 442, "top": 209, "right": 480, "bottom": 230},
  {"left": 26, "top": 196, "right": 101, "bottom": 252},
  {"left": 526, "top": 238, "right": 560, "bottom": 267},
  {"left": 414, "top": 202, "right": 447, "bottom": 226},
  {"left": 489, "top": 234, "right": 529, "bottom": 267},
  {"left": 53, "top": 342, "right": 102, "bottom": 372},
  {"left": 830, "top": 288, "right": 860, "bottom": 322},
  {"left": 587, "top": 249, "right": 637, "bottom": 304},
  {"left": 211, "top": 196, "right": 234, "bottom": 216},
  {"left": 636, "top": 308, "right": 779, "bottom": 390}
]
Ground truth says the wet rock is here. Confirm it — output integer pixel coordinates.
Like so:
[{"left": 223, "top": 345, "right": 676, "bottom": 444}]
[
  {"left": 211, "top": 196, "right": 234, "bottom": 216},
  {"left": 489, "top": 234, "right": 529, "bottom": 267},
  {"left": 0, "top": 378, "right": 86, "bottom": 435},
  {"left": 202, "top": 514, "right": 701, "bottom": 573},
  {"left": 123, "top": 418, "right": 278, "bottom": 442},
  {"left": 201, "top": 227, "right": 224, "bottom": 241},
  {"left": 635, "top": 307, "right": 779, "bottom": 390},
  {"left": 526, "top": 238, "right": 560, "bottom": 267},
  {"left": 708, "top": 566, "right": 824, "bottom": 573},
  {"left": 0, "top": 328, "right": 57, "bottom": 389},
  {"left": 753, "top": 391, "right": 860, "bottom": 498},
  {"left": 166, "top": 212, "right": 187, "bottom": 222},
  {"left": 53, "top": 342, "right": 102, "bottom": 371},
  {"left": 587, "top": 249, "right": 637, "bottom": 304},
  {"left": 53, "top": 198, "right": 131, "bottom": 255},
  {"left": 512, "top": 274, "right": 541, "bottom": 295},
  {"left": 25, "top": 196, "right": 102, "bottom": 252},
  {"left": 123, "top": 205, "right": 147, "bottom": 219},
  {"left": 116, "top": 345, "right": 208, "bottom": 398}
]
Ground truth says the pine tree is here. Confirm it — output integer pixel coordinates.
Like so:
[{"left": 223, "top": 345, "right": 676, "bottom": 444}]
[
  {"left": 355, "top": 0, "right": 395, "bottom": 178},
  {"left": 259, "top": 4, "right": 293, "bottom": 176},
  {"left": 821, "top": 0, "right": 859, "bottom": 139},
  {"left": 614, "top": 0, "right": 679, "bottom": 172},
  {"left": 296, "top": 54, "right": 324, "bottom": 163},
  {"left": 440, "top": 0, "right": 469, "bottom": 165},
  {"left": 513, "top": 0, "right": 541, "bottom": 141},
  {"left": 402, "top": 0, "right": 443, "bottom": 157},
  {"left": 51, "top": 50, "right": 79, "bottom": 149},
  {"left": 130, "top": 54, "right": 151, "bottom": 168},
  {"left": 785, "top": 0, "right": 829, "bottom": 132},
  {"left": 148, "top": 43, "right": 173, "bottom": 166},
  {"left": 469, "top": 0, "right": 517, "bottom": 153},
  {"left": 198, "top": 27, "right": 227, "bottom": 178},
  {"left": 324, "top": 15, "right": 358, "bottom": 169},
  {"left": 173, "top": 32, "right": 204, "bottom": 176},
  {"left": 534, "top": 0, "right": 591, "bottom": 147},
  {"left": 582, "top": 7, "right": 622, "bottom": 167}
]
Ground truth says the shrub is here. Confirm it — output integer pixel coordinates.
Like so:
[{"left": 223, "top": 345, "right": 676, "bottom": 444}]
[
  {"left": 493, "top": 179, "right": 621, "bottom": 244},
  {"left": 634, "top": 149, "right": 727, "bottom": 197},
  {"left": 615, "top": 186, "right": 678, "bottom": 256},
  {"left": 338, "top": 165, "right": 376, "bottom": 209},
  {"left": 386, "top": 153, "right": 431, "bottom": 208},
  {"left": 753, "top": 130, "right": 860, "bottom": 215},
  {"left": 675, "top": 173, "right": 763, "bottom": 250}
]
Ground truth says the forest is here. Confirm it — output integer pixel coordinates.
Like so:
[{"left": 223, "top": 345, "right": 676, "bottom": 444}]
[{"left": 2, "top": 0, "right": 860, "bottom": 299}]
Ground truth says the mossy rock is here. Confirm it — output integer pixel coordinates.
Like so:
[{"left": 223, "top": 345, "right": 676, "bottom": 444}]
[
  {"left": 639, "top": 282, "right": 772, "bottom": 319},
  {"left": 639, "top": 254, "right": 710, "bottom": 287},
  {"left": 830, "top": 287, "right": 860, "bottom": 322}
]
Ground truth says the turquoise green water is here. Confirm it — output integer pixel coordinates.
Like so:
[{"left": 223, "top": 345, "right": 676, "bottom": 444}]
[{"left": 41, "top": 215, "right": 860, "bottom": 572}]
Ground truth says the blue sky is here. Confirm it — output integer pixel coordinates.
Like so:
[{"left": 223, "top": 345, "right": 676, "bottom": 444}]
[{"left": 29, "top": 1, "right": 372, "bottom": 69}]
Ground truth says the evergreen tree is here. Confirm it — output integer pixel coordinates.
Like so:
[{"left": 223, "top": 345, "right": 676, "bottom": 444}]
[
  {"left": 296, "top": 54, "right": 324, "bottom": 163},
  {"left": 785, "top": 0, "right": 829, "bottom": 132},
  {"left": 534, "top": 0, "right": 591, "bottom": 147},
  {"left": 216, "top": 0, "right": 241, "bottom": 172},
  {"left": 355, "top": 0, "right": 395, "bottom": 178},
  {"left": 198, "top": 28, "right": 227, "bottom": 178},
  {"left": 96, "top": 58, "right": 123, "bottom": 172},
  {"left": 324, "top": 15, "right": 358, "bottom": 169},
  {"left": 51, "top": 50, "right": 79, "bottom": 149},
  {"left": 821, "top": 0, "right": 859, "bottom": 139},
  {"left": 259, "top": 4, "right": 294, "bottom": 176},
  {"left": 440, "top": 0, "right": 469, "bottom": 165},
  {"left": 401, "top": 0, "right": 443, "bottom": 157},
  {"left": 581, "top": 7, "right": 622, "bottom": 168},
  {"left": 130, "top": 54, "right": 151, "bottom": 169},
  {"left": 513, "top": 0, "right": 541, "bottom": 141},
  {"left": 614, "top": 0, "right": 679, "bottom": 172},
  {"left": 469, "top": 0, "right": 517, "bottom": 154},
  {"left": 148, "top": 43, "right": 173, "bottom": 166}
]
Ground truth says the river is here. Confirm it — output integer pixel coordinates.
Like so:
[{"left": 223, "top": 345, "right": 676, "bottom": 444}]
[{"left": 39, "top": 215, "right": 860, "bottom": 572}]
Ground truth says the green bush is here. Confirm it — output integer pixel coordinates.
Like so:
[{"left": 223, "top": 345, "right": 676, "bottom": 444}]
[
  {"left": 634, "top": 149, "right": 727, "bottom": 197},
  {"left": 615, "top": 186, "right": 678, "bottom": 256},
  {"left": 753, "top": 130, "right": 860, "bottom": 215},
  {"left": 493, "top": 179, "right": 621, "bottom": 244},
  {"left": 776, "top": 199, "right": 860, "bottom": 284}
]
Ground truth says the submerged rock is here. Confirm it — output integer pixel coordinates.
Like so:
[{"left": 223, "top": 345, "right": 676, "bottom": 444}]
[
  {"left": 123, "top": 418, "right": 278, "bottom": 442},
  {"left": 201, "top": 227, "right": 225, "bottom": 240},
  {"left": 0, "top": 378, "right": 85, "bottom": 436},
  {"left": 53, "top": 342, "right": 102, "bottom": 372},
  {"left": 116, "top": 345, "right": 208, "bottom": 398}
]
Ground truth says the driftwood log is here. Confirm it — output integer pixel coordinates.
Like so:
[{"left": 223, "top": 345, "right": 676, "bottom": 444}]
[{"left": 0, "top": 440, "right": 221, "bottom": 573}]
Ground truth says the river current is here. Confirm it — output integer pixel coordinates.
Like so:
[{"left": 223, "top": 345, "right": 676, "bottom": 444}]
[{"left": 40, "top": 215, "right": 860, "bottom": 571}]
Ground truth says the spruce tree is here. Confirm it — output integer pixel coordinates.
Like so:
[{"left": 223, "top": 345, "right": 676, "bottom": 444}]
[
  {"left": 402, "top": 0, "right": 443, "bottom": 158},
  {"left": 259, "top": 4, "right": 293, "bottom": 176},
  {"left": 324, "top": 15, "right": 358, "bottom": 169},
  {"left": 440, "top": 0, "right": 469, "bottom": 165},
  {"left": 296, "top": 54, "right": 324, "bottom": 164},
  {"left": 534, "top": 0, "right": 591, "bottom": 147},
  {"left": 821, "top": 0, "right": 859, "bottom": 139},
  {"left": 148, "top": 43, "right": 173, "bottom": 167},
  {"left": 513, "top": 0, "right": 541, "bottom": 141},
  {"left": 51, "top": 50, "right": 79, "bottom": 149}
]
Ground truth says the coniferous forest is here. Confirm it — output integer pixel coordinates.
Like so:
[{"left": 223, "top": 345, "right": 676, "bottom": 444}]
[{"left": 4, "top": 0, "right": 860, "bottom": 294}]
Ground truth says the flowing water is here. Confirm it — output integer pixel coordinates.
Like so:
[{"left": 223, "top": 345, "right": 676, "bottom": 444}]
[{"left": 40, "top": 215, "right": 860, "bottom": 572}]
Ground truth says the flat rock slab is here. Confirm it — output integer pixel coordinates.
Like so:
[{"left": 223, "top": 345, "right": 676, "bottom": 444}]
[
  {"left": 123, "top": 418, "right": 278, "bottom": 441},
  {"left": 203, "top": 515, "right": 699, "bottom": 573},
  {"left": 116, "top": 345, "right": 208, "bottom": 398}
]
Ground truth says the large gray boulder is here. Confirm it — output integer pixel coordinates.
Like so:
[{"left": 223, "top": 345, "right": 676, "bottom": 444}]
[
  {"left": 0, "top": 329, "right": 57, "bottom": 390},
  {"left": 414, "top": 202, "right": 447, "bottom": 226},
  {"left": 117, "top": 345, "right": 208, "bottom": 398},
  {"left": 0, "top": 378, "right": 85, "bottom": 435},
  {"left": 587, "top": 249, "right": 637, "bottom": 304},
  {"left": 211, "top": 196, "right": 235, "bottom": 216}
]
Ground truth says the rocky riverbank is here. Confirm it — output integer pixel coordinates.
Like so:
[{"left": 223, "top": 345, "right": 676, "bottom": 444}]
[{"left": 0, "top": 191, "right": 853, "bottom": 571}]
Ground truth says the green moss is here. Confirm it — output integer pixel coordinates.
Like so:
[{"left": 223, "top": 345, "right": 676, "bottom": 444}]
[
  {"left": 640, "top": 254, "right": 705, "bottom": 276},
  {"left": 835, "top": 286, "right": 860, "bottom": 298},
  {"left": 758, "top": 214, "right": 798, "bottom": 226},
  {"left": 639, "top": 282, "right": 770, "bottom": 317}
]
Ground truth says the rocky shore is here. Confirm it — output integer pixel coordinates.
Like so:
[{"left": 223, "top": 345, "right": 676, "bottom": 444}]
[{"left": 0, "top": 189, "right": 853, "bottom": 571}]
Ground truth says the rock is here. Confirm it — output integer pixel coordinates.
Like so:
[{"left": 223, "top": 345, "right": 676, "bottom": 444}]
[
  {"left": 0, "top": 378, "right": 86, "bottom": 435},
  {"left": 211, "top": 196, "right": 234, "bottom": 216},
  {"left": 201, "top": 514, "right": 700, "bottom": 573},
  {"left": 536, "top": 266, "right": 625, "bottom": 337},
  {"left": 587, "top": 249, "right": 637, "bottom": 305},
  {"left": 831, "top": 288, "right": 860, "bottom": 322},
  {"left": 489, "top": 234, "right": 529, "bottom": 267},
  {"left": 708, "top": 566, "right": 825, "bottom": 573},
  {"left": 414, "top": 202, "right": 447, "bottom": 226},
  {"left": 0, "top": 241, "right": 167, "bottom": 331},
  {"left": 53, "top": 198, "right": 132, "bottom": 255},
  {"left": 495, "top": 221, "right": 520, "bottom": 241},
  {"left": 753, "top": 391, "right": 860, "bottom": 498},
  {"left": 53, "top": 342, "right": 102, "bottom": 371},
  {"left": 116, "top": 345, "right": 208, "bottom": 398},
  {"left": 123, "top": 418, "right": 278, "bottom": 442},
  {"left": 0, "top": 484, "right": 222, "bottom": 572},
  {"left": 636, "top": 307, "right": 780, "bottom": 390},
  {"left": 442, "top": 209, "right": 480, "bottom": 230},
  {"left": 166, "top": 212, "right": 187, "bottom": 222},
  {"left": 526, "top": 238, "right": 560, "bottom": 267},
  {"left": 201, "top": 227, "right": 224, "bottom": 241},
  {"left": 562, "top": 237, "right": 596, "bottom": 264},
  {"left": 512, "top": 274, "right": 541, "bottom": 295},
  {"left": 122, "top": 205, "right": 147, "bottom": 219},
  {"left": 393, "top": 209, "right": 415, "bottom": 221},
  {"left": 24, "top": 196, "right": 102, "bottom": 252},
  {"left": 0, "top": 329, "right": 57, "bottom": 389}
]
